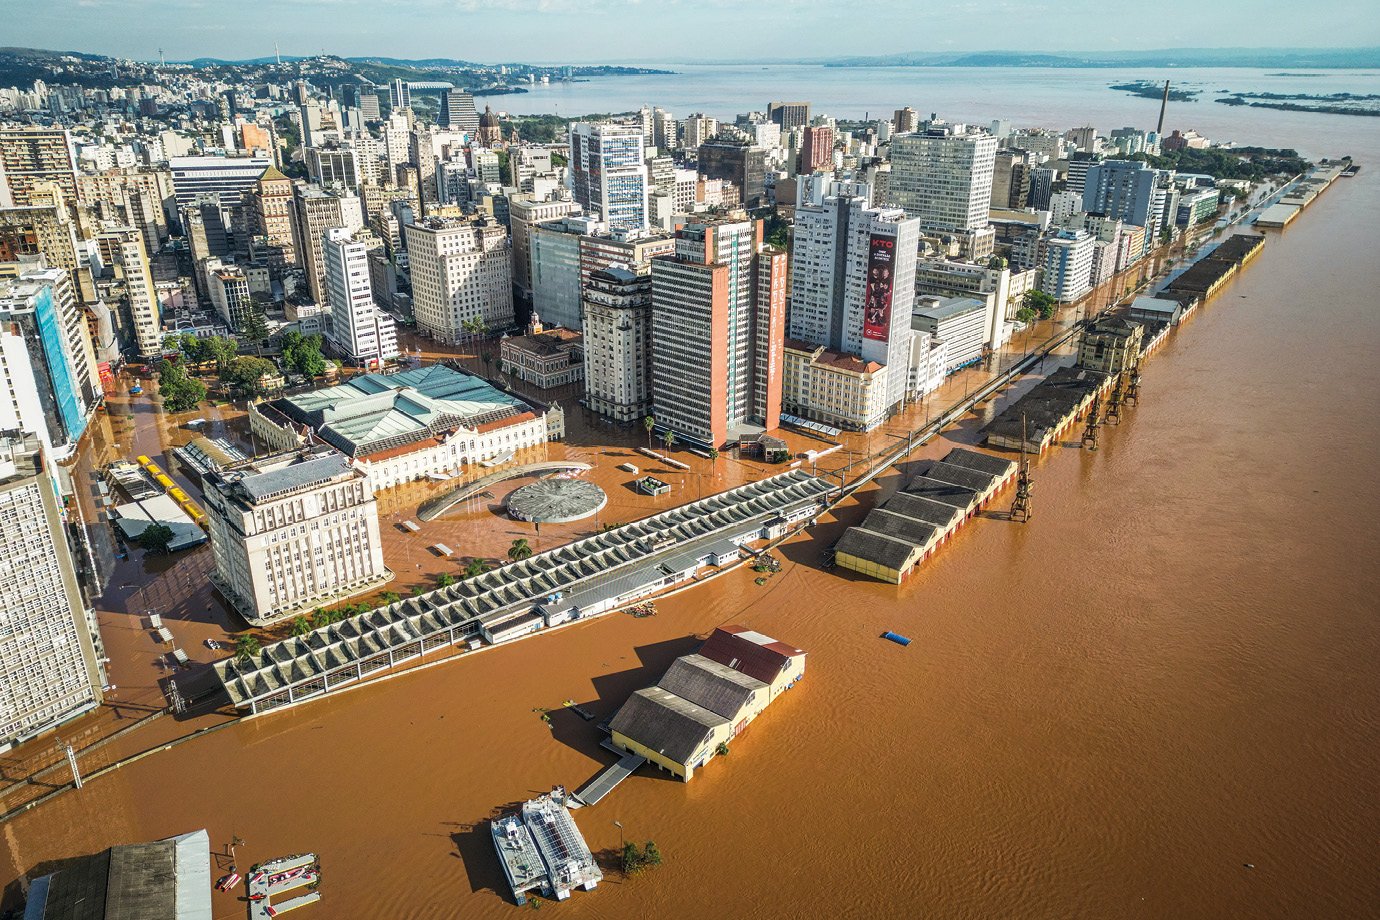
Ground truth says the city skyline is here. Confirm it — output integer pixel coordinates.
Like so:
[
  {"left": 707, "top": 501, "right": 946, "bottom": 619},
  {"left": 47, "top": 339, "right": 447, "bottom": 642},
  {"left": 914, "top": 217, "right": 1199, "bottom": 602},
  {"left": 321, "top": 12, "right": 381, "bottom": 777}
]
[{"left": 12, "top": 0, "right": 1380, "bottom": 63}]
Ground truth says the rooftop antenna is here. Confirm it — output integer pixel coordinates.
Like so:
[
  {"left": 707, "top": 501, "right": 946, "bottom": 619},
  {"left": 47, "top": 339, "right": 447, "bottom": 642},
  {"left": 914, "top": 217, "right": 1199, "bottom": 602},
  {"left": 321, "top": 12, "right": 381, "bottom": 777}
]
[{"left": 1157, "top": 80, "right": 1169, "bottom": 135}]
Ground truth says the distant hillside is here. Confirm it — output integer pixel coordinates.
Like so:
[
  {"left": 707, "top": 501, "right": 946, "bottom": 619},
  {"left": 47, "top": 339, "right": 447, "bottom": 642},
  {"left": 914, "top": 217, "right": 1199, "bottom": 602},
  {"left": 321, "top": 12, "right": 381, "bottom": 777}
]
[{"left": 824, "top": 47, "right": 1380, "bottom": 69}]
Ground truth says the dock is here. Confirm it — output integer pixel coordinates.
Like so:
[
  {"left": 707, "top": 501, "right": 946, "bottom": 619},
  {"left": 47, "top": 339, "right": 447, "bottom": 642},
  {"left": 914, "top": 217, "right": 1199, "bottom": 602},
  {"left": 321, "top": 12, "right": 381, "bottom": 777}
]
[
  {"left": 574, "top": 748, "right": 647, "bottom": 806},
  {"left": 247, "top": 853, "right": 320, "bottom": 918}
]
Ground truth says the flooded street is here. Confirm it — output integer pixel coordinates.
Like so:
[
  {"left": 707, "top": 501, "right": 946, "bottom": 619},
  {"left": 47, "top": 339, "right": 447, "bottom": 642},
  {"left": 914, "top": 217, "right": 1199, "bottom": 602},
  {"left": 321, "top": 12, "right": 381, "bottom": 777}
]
[{"left": 4, "top": 133, "right": 1379, "bottom": 920}]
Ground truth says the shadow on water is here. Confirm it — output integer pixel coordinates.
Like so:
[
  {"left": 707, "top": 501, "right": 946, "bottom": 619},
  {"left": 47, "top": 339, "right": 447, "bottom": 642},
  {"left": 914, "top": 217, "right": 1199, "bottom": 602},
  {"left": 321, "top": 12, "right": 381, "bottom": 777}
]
[{"left": 446, "top": 799, "right": 528, "bottom": 900}]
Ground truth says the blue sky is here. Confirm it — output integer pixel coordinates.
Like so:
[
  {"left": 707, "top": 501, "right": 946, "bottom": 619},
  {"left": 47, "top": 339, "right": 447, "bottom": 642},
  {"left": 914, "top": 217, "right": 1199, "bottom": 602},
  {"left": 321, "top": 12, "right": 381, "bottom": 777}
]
[{"left": 14, "top": 0, "right": 1380, "bottom": 63}]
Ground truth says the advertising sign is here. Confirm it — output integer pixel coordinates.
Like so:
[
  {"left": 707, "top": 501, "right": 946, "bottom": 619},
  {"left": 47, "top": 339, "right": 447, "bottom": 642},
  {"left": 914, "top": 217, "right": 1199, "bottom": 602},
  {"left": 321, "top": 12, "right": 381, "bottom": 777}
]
[{"left": 863, "top": 234, "right": 895, "bottom": 341}]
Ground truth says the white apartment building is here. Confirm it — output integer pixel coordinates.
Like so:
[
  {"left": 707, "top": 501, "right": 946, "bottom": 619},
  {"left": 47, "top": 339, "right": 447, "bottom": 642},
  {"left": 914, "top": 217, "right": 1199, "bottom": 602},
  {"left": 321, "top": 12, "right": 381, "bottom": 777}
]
[
  {"left": 204, "top": 448, "right": 391, "bottom": 626},
  {"left": 291, "top": 183, "right": 364, "bottom": 307},
  {"left": 95, "top": 224, "right": 162, "bottom": 358},
  {"left": 404, "top": 216, "right": 513, "bottom": 343},
  {"left": 582, "top": 265, "right": 652, "bottom": 423},
  {"left": 911, "top": 296, "right": 989, "bottom": 373},
  {"left": 889, "top": 125, "right": 998, "bottom": 247},
  {"left": 1040, "top": 229, "right": 1096, "bottom": 303},
  {"left": 0, "top": 432, "right": 106, "bottom": 751},
  {"left": 324, "top": 227, "right": 397, "bottom": 368},
  {"left": 207, "top": 261, "right": 253, "bottom": 331}
]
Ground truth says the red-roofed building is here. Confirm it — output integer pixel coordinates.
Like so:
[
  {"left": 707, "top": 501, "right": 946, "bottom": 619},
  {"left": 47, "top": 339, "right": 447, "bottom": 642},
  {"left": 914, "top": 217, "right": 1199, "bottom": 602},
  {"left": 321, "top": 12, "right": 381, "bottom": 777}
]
[
  {"left": 782, "top": 340, "right": 891, "bottom": 433},
  {"left": 699, "top": 625, "right": 806, "bottom": 699}
]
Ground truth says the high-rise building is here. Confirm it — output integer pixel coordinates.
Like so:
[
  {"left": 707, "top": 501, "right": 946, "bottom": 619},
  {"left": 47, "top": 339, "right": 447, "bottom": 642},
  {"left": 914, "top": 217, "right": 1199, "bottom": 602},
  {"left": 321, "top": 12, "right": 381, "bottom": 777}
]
[
  {"left": 204, "top": 448, "right": 390, "bottom": 626},
  {"left": 787, "top": 180, "right": 919, "bottom": 428},
  {"left": 404, "top": 216, "right": 513, "bottom": 343},
  {"left": 439, "top": 89, "right": 480, "bottom": 132},
  {"left": 305, "top": 144, "right": 363, "bottom": 192},
  {"left": 582, "top": 266, "right": 653, "bottom": 424},
  {"left": 323, "top": 226, "right": 397, "bottom": 367},
  {"left": 890, "top": 125, "right": 998, "bottom": 235},
  {"left": 652, "top": 107, "right": 677, "bottom": 152},
  {"left": 207, "top": 262, "right": 254, "bottom": 331},
  {"left": 291, "top": 183, "right": 364, "bottom": 306},
  {"left": 1082, "top": 158, "right": 1157, "bottom": 228},
  {"left": 697, "top": 140, "right": 768, "bottom": 208},
  {"left": 990, "top": 148, "right": 1034, "bottom": 210},
  {"left": 508, "top": 195, "right": 581, "bottom": 304},
  {"left": 168, "top": 155, "right": 273, "bottom": 216},
  {"left": 0, "top": 431, "right": 106, "bottom": 751},
  {"left": 892, "top": 107, "right": 920, "bottom": 135},
  {"left": 94, "top": 225, "right": 162, "bottom": 358},
  {"left": 0, "top": 269, "right": 100, "bottom": 460},
  {"left": 680, "top": 114, "right": 718, "bottom": 152},
  {"left": 0, "top": 127, "right": 78, "bottom": 209},
  {"left": 389, "top": 79, "right": 411, "bottom": 111},
  {"left": 359, "top": 93, "right": 381, "bottom": 122},
  {"left": 568, "top": 123, "right": 648, "bottom": 231},
  {"left": 1040, "top": 228, "right": 1096, "bottom": 302},
  {"left": 650, "top": 218, "right": 786, "bottom": 446},
  {"left": 768, "top": 102, "right": 811, "bottom": 132},
  {"left": 75, "top": 168, "right": 173, "bottom": 258},
  {"left": 0, "top": 197, "right": 82, "bottom": 278},
  {"left": 799, "top": 126, "right": 835, "bottom": 175},
  {"left": 248, "top": 165, "right": 296, "bottom": 272}
]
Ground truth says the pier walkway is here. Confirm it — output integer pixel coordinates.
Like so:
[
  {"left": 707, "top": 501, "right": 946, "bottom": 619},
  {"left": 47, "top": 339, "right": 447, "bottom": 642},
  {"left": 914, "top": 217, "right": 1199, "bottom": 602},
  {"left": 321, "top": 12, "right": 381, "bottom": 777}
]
[{"left": 574, "top": 747, "right": 647, "bottom": 806}]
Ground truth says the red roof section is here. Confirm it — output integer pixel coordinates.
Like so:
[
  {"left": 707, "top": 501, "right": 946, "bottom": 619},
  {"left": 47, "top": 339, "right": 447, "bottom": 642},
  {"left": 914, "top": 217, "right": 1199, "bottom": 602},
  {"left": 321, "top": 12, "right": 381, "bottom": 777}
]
[
  {"left": 475, "top": 411, "right": 537, "bottom": 434},
  {"left": 698, "top": 625, "right": 804, "bottom": 684}
]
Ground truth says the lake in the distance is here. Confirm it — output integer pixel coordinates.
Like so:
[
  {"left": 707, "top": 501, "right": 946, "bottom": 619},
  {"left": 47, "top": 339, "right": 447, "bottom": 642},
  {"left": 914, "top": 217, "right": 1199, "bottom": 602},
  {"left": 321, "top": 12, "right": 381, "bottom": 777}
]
[{"left": 497, "top": 63, "right": 1380, "bottom": 156}]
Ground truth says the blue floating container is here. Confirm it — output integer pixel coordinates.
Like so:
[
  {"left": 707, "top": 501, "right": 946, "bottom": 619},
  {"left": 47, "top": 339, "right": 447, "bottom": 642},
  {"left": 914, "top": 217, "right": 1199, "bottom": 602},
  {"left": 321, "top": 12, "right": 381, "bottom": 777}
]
[{"left": 882, "top": 631, "right": 911, "bottom": 646}]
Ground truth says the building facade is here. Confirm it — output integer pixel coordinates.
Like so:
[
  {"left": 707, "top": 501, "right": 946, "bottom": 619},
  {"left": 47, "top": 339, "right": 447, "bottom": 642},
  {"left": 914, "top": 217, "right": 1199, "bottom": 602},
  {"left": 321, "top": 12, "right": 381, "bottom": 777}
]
[
  {"left": 568, "top": 122, "right": 648, "bottom": 231},
  {"left": 0, "top": 432, "right": 106, "bottom": 751},
  {"left": 582, "top": 266, "right": 652, "bottom": 424},
  {"left": 323, "top": 226, "right": 397, "bottom": 367},
  {"left": 889, "top": 125, "right": 998, "bottom": 235},
  {"left": 291, "top": 183, "right": 364, "bottom": 307},
  {"left": 204, "top": 448, "right": 390, "bottom": 626},
  {"left": 405, "top": 216, "right": 513, "bottom": 343}
]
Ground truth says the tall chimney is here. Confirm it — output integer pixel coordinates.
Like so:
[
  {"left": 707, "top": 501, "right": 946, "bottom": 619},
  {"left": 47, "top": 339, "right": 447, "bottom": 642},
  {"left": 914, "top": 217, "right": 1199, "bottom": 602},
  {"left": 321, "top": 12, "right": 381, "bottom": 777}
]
[{"left": 1157, "top": 81, "right": 1170, "bottom": 135}]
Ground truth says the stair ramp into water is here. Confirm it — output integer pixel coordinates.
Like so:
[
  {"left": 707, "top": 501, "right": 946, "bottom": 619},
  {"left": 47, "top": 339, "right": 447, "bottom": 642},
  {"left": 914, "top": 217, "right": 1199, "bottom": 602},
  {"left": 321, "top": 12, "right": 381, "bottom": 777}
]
[{"left": 574, "top": 749, "right": 647, "bottom": 806}]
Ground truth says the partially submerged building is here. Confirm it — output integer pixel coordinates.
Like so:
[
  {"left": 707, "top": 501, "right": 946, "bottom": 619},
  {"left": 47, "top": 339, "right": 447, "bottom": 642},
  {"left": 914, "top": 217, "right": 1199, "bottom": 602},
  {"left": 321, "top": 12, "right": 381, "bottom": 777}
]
[
  {"left": 249, "top": 363, "right": 564, "bottom": 489},
  {"left": 214, "top": 471, "right": 833, "bottom": 714},
  {"left": 983, "top": 366, "right": 1112, "bottom": 455},
  {"left": 22, "top": 829, "right": 210, "bottom": 920},
  {"left": 608, "top": 625, "right": 806, "bottom": 782},
  {"left": 834, "top": 447, "right": 1016, "bottom": 583}
]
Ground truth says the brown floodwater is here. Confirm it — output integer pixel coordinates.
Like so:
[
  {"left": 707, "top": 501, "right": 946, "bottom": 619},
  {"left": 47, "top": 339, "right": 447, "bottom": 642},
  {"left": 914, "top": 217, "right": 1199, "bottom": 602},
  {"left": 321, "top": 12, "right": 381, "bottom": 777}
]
[{"left": 6, "top": 158, "right": 1380, "bottom": 920}]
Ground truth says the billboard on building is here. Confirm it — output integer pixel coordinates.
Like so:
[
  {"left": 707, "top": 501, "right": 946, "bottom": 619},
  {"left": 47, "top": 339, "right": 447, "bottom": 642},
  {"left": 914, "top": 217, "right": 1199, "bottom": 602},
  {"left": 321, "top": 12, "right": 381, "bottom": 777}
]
[{"left": 863, "top": 234, "right": 895, "bottom": 341}]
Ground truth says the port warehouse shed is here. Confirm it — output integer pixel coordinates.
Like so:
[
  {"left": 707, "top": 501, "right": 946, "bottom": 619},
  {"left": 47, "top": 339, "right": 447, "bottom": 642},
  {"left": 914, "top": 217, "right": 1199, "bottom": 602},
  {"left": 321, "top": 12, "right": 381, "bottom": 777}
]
[
  {"left": 834, "top": 448, "right": 1016, "bottom": 583},
  {"left": 214, "top": 472, "right": 833, "bottom": 713},
  {"left": 22, "top": 829, "right": 211, "bottom": 920},
  {"left": 983, "top": 366, "right": 1112, "bottom": 455},
  {"left": 1163, "top": 233, "right": 1264, "bottom": 302},
  {"left": 608, "top": 626, "right": 806, "bottom": 781}
]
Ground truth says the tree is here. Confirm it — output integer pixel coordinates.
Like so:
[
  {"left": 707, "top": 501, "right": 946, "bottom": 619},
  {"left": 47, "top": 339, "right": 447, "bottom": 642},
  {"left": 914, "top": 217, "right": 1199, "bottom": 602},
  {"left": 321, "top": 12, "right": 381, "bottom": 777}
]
[
  {"left": 661, "top": 430, "right": 675, "bottom": 451},
  {"left": 282, "top": 333, "right": 327, "bottom": 377},
  {"left": 507, "top": 538, "right": 533, "bottom": 562},
  {"left": 463, "top": 558, "right": 489, "bottom": 579},
  {"left": 135, "top": 523, "right": 175, "bottom": 555},
  {"left": 379, "top": 591, "right": 402, "bottom": 605},
  {"left": 1015, "top": 306, "right": 1037, "bottom": 325},
  {"left": 642, "top": 415, "right": 655, "bottom": 447},
  {"left": 310, "top": 607, "right": 334, "bottom": 629},
  {"left": 203, "top": 336, "right": 240, "bottom": 371},
  {"left": 290, "top": 616, "right": 312, "bottom": 637},
  {"left": 707, "top": 447, "right": 719, "bottom": 463},
  {"left": 220, "top": 356, "right": 278, "bottom": 397},
  {"left": 621, "top": 841, "right": 644, "bottom": 875},
  {"left": 642, "top": 841, "right": 662, "bottom": 867},
  {"left": 156, "top": 360, "right": 207, "bottom": 412},
  {"left": 1022, "top": 290, "right": 1058, "bottom": 321},
  {"left": 240, "top": 306, "right": 270, "bottom": 355},
  {"left": 435, "top": 572, "right": 456, "bottom": 589},
  {"left": 234, "top": 634, "right": 261, "bottom": 664}
]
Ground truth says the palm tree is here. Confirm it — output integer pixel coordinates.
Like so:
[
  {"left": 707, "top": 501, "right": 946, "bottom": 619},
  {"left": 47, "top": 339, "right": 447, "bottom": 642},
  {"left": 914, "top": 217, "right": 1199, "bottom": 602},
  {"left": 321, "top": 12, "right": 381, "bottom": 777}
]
[
  {"left": 290, "top": 616, "right": 311, "bottom": 637},
  {"left": 463, "top": 557, "right": 489, "bottom": 579},
  {"left": 508, "top": 538, "right": 533, "bottom": 562},
  {"left": 661, "top": 430, "right": 676, "bottom": 451},
  {"left": 310, "top": 607, "right": 333, "bottom": 629},
  {"left": 435, "top": 572, "right": 456, "bottom": 589},
  {"left": 379, "top": 591, "right": 402, "bottom": 605},
  {"left": 642, "top": 415, "right": 655, "bottom": 447},
  {"left": 234, "top": 634, "right": 261, "bottom": 664},
  {"left": 708, "top": 447, "right": 719, "bottom": 463}
]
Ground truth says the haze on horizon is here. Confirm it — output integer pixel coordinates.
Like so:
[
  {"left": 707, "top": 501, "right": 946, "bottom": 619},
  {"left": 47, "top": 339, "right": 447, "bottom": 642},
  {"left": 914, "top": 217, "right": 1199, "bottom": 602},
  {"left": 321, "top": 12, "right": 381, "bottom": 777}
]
[{"left": 13, "top": 0, "right": 1380, "bottom": 64}]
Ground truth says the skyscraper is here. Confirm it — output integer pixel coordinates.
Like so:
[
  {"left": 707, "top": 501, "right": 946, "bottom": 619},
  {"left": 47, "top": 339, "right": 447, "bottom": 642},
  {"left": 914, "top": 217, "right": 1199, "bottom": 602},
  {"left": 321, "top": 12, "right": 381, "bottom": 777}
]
[
  {"left": 0, "top": 269, "right": 100, "bottom": 461},
  {"left": 650, "top": 218, "right": 786, "bottom": 446},
  {"left": 568, "top": 123, "right": 649, "bottom": 231},
  {"left": 697, "top": 140, "right": 768, "bottom": 208},
  {"left": 248, "top": 165, "right": 296, "bottom": 272},
  {"left": 799, "top": 125, "right": 835, "bottom": 175},
  {"left": 582, "top": 266, "right": 653, "bottom": 424},
  {"left": 94, "top": 225, "right": 162, "bottom": 358},
  {"left": 389, "top": 79, "right": 411, "bottom": 111},
  {"left": 439, "top": 90, "right": 480, "bottom": 132},
  {"left": 291, "top": 183, "right": 364, "bottom": 307},
  {"left": 768, "top": 101, "right": 811, "bottom": 131},
  {"left": 323, "top": 226, "right": 397, "bottom": 367},
  {"left": 0, "top": 431, "right": 106, "bottom": 751},
  {"left": 0, "top": 127, "right": 78, "bottom": 209},
  {"left": 1082, "top": 158, "right": 1156, "bottom": 227},
  {"left": 788, "top": 179, "right": 919, "bottom": 427},
  {"left": 889, "top": 125, "right": 998, "bottom": 234},
  {"left": 990, "top": 148, "right": 1034, "bottom": 210},
  {"left": 404, "top": 216, "right": 513, "bottom": 344}
]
